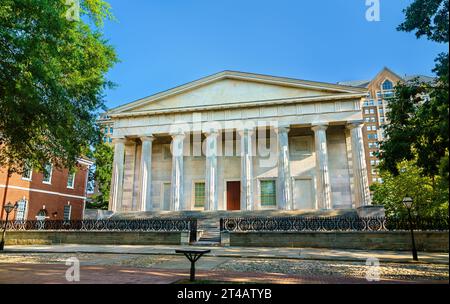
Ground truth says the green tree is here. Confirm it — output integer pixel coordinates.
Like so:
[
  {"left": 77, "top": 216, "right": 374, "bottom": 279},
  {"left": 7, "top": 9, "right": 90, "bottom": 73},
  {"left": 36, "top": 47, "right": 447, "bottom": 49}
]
[
  {"left": 88, "top": 141, "right": 113, "bottom": 209},
  {"left": 379, "top": 0, "right": 449, "bottom": 180},
  {"left": 0, "top": 0, "right": 117, "bottom": 173},
  {"left": 371, "top": 160, "right": 449, "bottom": 219}
]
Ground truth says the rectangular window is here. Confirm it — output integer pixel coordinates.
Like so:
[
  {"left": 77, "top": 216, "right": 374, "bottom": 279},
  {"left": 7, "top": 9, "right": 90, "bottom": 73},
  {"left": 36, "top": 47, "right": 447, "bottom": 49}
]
[
  {"left": 260, "top": 180, "right": 276, "bottom": 207},
  {"left": 15, "top": 200, "right": 27, "bottom": 221},
  {"left": 369, "top": 109, "right": 375, "bottom": 114},
  {"left": 194, "top": 182, "right": 205, "bottom": 208},
  {"left": 63, "top": 205, "right": 72, "bottom": 221},
  {"left": 22, "top": 164, "right": 32, "bottom": 181},
  {"left": 43, "top": 163, "right": 53, "bottom": 184},
  {"left": 104, "top": 127, "right": 108, "bottom": 133},
  {"left": 109, "top": 127, "right": 113, "bottom": 134},
  {"left": 364, "top": 109, "right": 369, "bottom": 114},
  {"left": 67, "top": 172, "right": 75, "bottom": 189}
]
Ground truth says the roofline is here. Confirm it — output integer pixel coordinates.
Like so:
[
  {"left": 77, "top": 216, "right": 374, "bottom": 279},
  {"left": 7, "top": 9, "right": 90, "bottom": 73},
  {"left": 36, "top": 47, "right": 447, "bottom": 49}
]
[
  {"left": 109, "top": 92, "right": 366, "bottom": 119},
  {"left": 108, "top": 70, "right": 368, "bottom": 114}
]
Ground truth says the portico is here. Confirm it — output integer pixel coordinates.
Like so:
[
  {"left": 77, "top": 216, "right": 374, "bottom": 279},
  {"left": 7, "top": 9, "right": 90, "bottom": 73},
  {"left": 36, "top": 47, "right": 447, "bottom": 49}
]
[{"left": 106, "top": 71, "right": 371, "bottom": 213}]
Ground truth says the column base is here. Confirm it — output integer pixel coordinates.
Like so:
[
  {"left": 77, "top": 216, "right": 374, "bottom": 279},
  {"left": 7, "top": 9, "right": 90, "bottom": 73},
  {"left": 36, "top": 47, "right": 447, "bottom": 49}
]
[{"left": 356, "top": 205, "right": 385, "bottom": 218}]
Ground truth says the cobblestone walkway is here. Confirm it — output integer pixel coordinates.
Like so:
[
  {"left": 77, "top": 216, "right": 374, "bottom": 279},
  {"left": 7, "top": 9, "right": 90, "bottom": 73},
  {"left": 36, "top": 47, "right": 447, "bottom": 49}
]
[{"left": 0, "top": 253, "right": 447, "bottom": 283}]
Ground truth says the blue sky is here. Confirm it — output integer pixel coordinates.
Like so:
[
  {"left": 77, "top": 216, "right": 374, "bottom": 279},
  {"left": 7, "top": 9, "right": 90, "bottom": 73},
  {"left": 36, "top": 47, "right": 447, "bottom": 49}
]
[{"left": 102, "top": 0, "right": 448, "bottom": 109}]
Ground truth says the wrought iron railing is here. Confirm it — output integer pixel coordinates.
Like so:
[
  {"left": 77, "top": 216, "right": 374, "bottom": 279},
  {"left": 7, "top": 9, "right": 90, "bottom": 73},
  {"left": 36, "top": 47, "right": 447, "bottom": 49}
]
[
  {"left": 220, "top": 216, "right": 449, "bottom": 232},
  {"left": 0, "top": 219, "right": 197, "bottom": 235}
]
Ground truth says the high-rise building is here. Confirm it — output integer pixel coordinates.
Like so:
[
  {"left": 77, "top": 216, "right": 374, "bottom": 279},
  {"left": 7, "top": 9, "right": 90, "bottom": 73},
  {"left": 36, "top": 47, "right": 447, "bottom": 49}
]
[{"left": 338, "top": 67, "right": 434, "bottom": 185}]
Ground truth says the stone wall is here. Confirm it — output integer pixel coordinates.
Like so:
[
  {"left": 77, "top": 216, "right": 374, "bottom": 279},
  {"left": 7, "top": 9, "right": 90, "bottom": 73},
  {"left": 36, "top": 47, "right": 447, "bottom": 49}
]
[
  {"left": 226, "top": 231, "right": 449, "bottom": 252},
  {"left": 5, "top": 231, "right": 183, "bottom": 246}
]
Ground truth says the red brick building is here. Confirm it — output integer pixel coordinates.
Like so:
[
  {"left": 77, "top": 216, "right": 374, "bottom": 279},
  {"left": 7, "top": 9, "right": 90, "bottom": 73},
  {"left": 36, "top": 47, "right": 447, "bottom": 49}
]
[{"left": 0, "top": 159, "right": 93, "bottom": 221}]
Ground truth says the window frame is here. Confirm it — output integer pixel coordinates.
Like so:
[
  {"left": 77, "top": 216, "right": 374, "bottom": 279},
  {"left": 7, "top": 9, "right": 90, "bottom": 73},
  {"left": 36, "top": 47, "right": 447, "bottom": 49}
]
[
  {"left": 21, "top": 164, "right": 33, "bottom": 181},
  {"left": 192, "top": 181, "right": 206, "bottom": 209},
  {"left": 259, "top": 179, "right": 277, "bottom": 208},
  {"left": 63, "top": 204, "right": 72, "bottom": 221},
  {"left": 67, "top": 171, "right": 76, "bottom": 189},
  {"left": 42, "top": 163, "right": 53, "bottom": 184}
]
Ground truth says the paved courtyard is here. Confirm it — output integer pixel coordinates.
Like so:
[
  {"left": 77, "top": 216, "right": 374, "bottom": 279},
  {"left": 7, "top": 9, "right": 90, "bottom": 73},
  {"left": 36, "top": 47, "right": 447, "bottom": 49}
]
[{"left": 0, "top": 248, "right": 448, "bottom": 284}]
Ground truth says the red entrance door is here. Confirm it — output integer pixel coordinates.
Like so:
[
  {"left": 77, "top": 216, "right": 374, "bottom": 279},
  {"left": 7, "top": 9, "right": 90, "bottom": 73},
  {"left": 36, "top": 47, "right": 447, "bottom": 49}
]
[{"left": 226, "top": 181, "right": 240, "bottom": 211}]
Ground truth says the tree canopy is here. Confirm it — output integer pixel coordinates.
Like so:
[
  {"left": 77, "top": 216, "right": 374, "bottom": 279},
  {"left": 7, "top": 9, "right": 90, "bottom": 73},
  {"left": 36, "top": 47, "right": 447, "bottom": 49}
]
[
  {"left": 88, "top": 141, "right": 113, "bottom": 209},
  {"left": 379, "top": 0, "right": 449, "bottom": 181},
  {"left": 0, "top": 0, "right": 117, "bottom": 173}
]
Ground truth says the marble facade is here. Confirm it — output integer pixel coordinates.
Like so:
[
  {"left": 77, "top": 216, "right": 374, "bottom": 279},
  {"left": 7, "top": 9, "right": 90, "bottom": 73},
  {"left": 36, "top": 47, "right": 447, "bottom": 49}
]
[{"left": 105, "top": 71, "right": 371, "bottom": 212}]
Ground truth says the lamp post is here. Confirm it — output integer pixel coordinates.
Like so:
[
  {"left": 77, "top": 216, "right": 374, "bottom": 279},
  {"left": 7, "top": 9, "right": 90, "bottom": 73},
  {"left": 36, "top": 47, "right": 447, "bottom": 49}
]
[
  {"left": 0, "top": 201, "right": 18, "bottom": 251},
  {"left": 402, "top": 196, "right": 418, "bottom": 261}
]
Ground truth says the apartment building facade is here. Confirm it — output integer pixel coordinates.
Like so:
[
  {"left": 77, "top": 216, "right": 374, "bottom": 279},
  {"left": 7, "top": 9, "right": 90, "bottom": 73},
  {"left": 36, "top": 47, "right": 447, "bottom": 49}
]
[
  {"left": 0, "top": 159, "right": 93, "bottom": 221},
  {"left": 338, "top": 67, "right": 434, "bottom": 185}
]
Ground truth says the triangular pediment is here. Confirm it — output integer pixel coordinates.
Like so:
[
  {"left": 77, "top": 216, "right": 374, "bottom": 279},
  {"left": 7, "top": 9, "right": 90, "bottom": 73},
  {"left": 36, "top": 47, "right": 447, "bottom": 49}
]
[{"left": 109, "top": 71, "right": 366, "bottom": 115}]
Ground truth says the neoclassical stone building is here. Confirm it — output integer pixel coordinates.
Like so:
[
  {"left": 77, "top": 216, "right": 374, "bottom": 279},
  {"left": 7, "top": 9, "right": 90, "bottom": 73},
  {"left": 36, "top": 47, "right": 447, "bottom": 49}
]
[{"left": 105, "top": 71, "right": 371, "bottom": 213}]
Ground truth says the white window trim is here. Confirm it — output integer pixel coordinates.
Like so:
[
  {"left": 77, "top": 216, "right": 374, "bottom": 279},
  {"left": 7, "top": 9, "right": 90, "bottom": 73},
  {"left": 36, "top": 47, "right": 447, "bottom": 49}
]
[
  {"left": 258, "top": 178, "right": 277, "bottom": 209},
  {"left": 42, "top": 164, "right": 53, "bottom": 184},
  {"left": 191, "top": 180, "right": 206, "bottom": 211},
  {"left": 64, "top": 204, "right": 72, "bottom": 221},
  {"left": 67, "top": 172, "right": 75, "bottom": 189},
  {"left": 21, "top": 166, "right": 33, "bottom": 181}
]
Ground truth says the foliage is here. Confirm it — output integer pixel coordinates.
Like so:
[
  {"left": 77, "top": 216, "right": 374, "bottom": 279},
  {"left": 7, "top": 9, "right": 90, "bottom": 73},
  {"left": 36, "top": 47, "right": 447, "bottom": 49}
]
[
  {"left": 397, "top": 0, "right": 449, "bottom": 43},
  {"left": 378, "top": 0, "right": 449, "bottom": 179},
  {"left": 371, "top": 160, "right": 449, "bottom": 219},
  {"left": 0, "top": 0, "right": 117, "bottom": 174},
  {"left": 87, "top": 141, "right": 113, "bottom": 209}
]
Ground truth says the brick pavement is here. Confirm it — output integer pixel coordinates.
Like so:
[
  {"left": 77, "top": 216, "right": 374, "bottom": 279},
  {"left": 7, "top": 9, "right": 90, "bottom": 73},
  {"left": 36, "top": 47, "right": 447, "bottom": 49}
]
[{"left": 1, "top": 263, "right": 444, "bottom": 284}]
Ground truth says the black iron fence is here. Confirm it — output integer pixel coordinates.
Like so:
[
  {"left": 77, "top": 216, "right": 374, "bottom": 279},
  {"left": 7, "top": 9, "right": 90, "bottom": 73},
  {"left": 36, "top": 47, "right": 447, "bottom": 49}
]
[
  {"left": 220, "top": 216, "right": 449, "bottom": 232},
  {"left": 0, "top": 218, "right": 197, "bottom": 235}
]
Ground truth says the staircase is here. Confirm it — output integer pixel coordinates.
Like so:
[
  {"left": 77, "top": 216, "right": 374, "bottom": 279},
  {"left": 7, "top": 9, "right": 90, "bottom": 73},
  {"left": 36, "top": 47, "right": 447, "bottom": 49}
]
[{"left": 194, "top": 217, "right": 221, "bottom": 246}]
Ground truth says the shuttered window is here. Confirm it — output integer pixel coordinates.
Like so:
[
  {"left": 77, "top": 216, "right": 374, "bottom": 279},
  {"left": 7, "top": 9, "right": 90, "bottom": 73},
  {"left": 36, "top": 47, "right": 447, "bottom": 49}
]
[
  {"left": 64, "top": 205, "right": 72, "bottom": 221},
  {"left": 194, "top": 183, "right": 205, "bottom": 208},
  {"left": 260, "top": 180, "right": 276, "bottom": 206}
]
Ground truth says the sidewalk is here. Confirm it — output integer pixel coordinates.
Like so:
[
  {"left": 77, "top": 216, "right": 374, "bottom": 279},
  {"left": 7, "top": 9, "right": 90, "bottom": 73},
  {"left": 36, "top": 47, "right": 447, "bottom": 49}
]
[
  {"left": 0, "top": 263, "right": 429, "bottom": 284},
  {"left": 3, "top": 244, "right": 449, "bottom": 264}
]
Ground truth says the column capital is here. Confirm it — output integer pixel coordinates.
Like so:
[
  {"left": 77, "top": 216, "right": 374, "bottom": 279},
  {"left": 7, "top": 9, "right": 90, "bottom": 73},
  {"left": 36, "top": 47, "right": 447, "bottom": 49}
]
[
  {"left": 170, "top": 131, "right": 185, "bottom": 140},
  {"left": 140, "top": 135, "right": 155, "bottom": 142},
  {"left": 111, "top": 137, "right": 127, "bottom": 144},
  {"left": 311, "top": 123, "right": 328, "bottom": 132},
  {"left": 237, "top": 128, "right": 255, "bottom": 136},
  {"left": 274, "top": 126, "right": 290, "bottom": 134},
  {"left": 346, "top": 121, "right": 365, "bottom": 130},
  {"left": 203, "top": 129, "right": 220, "bottom": 137}
]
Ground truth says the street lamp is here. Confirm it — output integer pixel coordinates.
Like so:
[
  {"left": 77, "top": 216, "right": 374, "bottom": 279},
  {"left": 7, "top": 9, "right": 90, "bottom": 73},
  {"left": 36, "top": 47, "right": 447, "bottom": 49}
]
[
  {"left": 0, "top": 201, "right": 18, "bottom": 251},
  {"left": 402, "top": 196, "right": 418, "bottom": 261}
]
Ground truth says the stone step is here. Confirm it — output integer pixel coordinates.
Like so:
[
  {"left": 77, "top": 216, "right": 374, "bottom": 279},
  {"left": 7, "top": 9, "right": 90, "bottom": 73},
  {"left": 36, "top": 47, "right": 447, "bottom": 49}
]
[
  {"left": 192, "top": 241, "right": 221, "bottom": 247},
  {"left": 110, "top": 209, "right": 358, "bottom": 220}
]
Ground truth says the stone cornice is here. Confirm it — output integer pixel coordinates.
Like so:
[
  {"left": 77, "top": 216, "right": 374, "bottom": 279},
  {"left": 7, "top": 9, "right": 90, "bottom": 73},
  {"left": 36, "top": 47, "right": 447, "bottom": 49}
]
[
  {"left": 109, "top": 93, "right": 365, "bottom": 119},
  {"left": 108, "top": 71, "right": 367, "bottom": 115}
]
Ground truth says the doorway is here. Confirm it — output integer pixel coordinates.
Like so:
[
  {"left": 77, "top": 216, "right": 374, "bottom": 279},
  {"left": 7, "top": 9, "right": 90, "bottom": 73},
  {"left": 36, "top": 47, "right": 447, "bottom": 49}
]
[{"left": 226, "top": 181, "right": 240, "bottom": 210}]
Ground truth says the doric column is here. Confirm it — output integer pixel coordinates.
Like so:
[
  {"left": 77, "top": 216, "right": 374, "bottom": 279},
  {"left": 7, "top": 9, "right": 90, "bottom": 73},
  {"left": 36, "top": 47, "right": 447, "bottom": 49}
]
[
  {"left": 239, "top": 128, "right": 254, "bottom": 211},
  {"left": 139, "top": 135, "right": 154, "bottom": 211},
  {"left": 205, "top": 130, "right": 219, "bottom": 211},
  {"left": 110, "top": 137, "right": 126, "bottom": 212},
  {"left": 276, "top": 126, "right": 293, "bottom": 210},
  {"left": 170, "top": 132, "right": 185, "bottom": 211},
  {"left": 312, "top": 124, "right": 332, "bottom": 210},
  {"left": 347, "top": 122, "right": 371, "bottom": 207}
]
